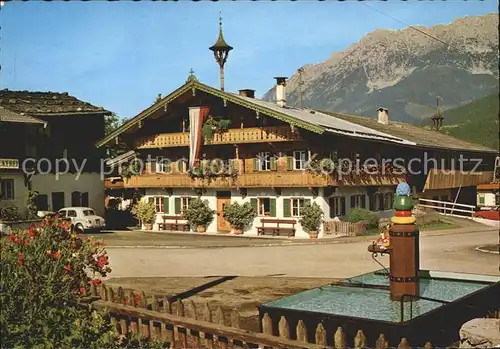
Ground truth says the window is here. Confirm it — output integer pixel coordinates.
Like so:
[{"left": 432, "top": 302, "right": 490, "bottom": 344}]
[
  {"left": 291, "top": 198, "right": 305, "bottom": 217},
  {"left": 181, "top": 197, "right": 190, "bottom": 214},
  {"left": 83, "top": 209, "right": 95, "bottom": 216},
  {"left": 177, "top": 159, "right": 187, "bottom": 173},
  {"left": 258, "top": 152, "right": 271, "bottom": 171},
  {"left": 36, "top": 194, "right": 49, "bottom": 211},
  {"left": 293, "top": 150, "right": 308, "bottom": 170},
  {"left": 67, "top": 210, "right": 77, "bottom": 218},
  {"left": 71, "top": 191, "right": 82, "bottom": 206},
  {"left": 329, "top": 196, "right": 346, "bottom": 217},
  {"left": 478, "top": 195, "right": 485, "bottom": 205},
  {"left": 0, "top": 179, "right": 14, "bottom": 200},
  {"left": 384, "top": 193, "right": 394, "bottom": 210},
  {"left": 257, "top": 198, "right": 271, "bottom": 216},
  {"left": 156, "top": 157, "right": 170, "bottom": 173},
  {"left": 155, "top": 197, "right": 164, "bottom": 213},
  {"left": 377, "top": 194, "right": 385, "bottom": 211},
  {"left": 350, "top": 195, "right": 366, "bottom": 209}
]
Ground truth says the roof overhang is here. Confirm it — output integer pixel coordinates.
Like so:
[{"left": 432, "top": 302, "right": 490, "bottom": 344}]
[
  {"left": 95, "top": 80, "right": 324, "bottom": 148},
  {"left": 0, "top": 107, "right": 48, "bottom": 127}
]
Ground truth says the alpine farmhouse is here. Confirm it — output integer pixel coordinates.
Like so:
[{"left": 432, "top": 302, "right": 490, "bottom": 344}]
[
  {"left": 97, "top": 75, "right": 497, "bottom": 237},
  {"left": 0, "top": 90, "right": 110, "bottom": 217}
]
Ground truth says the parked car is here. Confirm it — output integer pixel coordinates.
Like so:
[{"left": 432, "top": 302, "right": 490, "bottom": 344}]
[{"left": 57, "top": 207, "right": 106, "bottom": 233}]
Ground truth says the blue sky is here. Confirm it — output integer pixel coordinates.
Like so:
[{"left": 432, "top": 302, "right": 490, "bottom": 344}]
[{"left": 1, "top": 1, "right": 497, "bottom": 119}]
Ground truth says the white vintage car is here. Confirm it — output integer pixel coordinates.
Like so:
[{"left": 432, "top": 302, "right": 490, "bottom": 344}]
[{"left": 58, "top": 207, "right": 106, "bottom": 233}]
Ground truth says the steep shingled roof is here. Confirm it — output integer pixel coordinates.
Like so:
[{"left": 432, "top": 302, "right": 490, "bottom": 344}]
[
  {"left": 95, "top": 79, "right": 497, "bottom": 154},
  {"left": 320, "top": 110, "right": 497, "bottom": 153},
  {"left": 0, "top": 89, "right": 111, "bottom": 115}
]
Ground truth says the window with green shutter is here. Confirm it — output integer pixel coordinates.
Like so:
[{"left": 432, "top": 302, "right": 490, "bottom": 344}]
[
  {"left": 270, "top": 157, "right": 277, "bottom": 171},
  {"left": 250, "top": 198, "right": 257, "bottom": 214},
  {"left": 479, "top": 195, "right": 485, "bottom": 205},
  {"left": 174, "top": 197, "right": 181, "bottom": 214},
  {"left": 252, "top": 158, "right": 259, "bottom": 172},
  {"left": 163, "top": 197, "right": 169, "bottom": 214},
  {"left": 269, "top": 198, "right": 276, "bottom": 217},
  {"left": 286, "top": 156, "right": 294, "bottom": 171},
  {"left": 283, "top": 199, "right": 291, "bottom": 217}
]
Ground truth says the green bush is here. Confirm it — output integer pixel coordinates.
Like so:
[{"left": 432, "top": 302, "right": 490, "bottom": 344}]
[
  {"left": 223, "top": 202, "right": 256, "bottom": 229},
  {"left": 0, "top": 206, "right": 21, "bottom": 221},
  {"left": 346, "top": 208, "right": 379, "bottom": 228},
  {"left": 183, "top": 198, "right": 215, "bottom": 228},
  {"left": 299, "top": 202, "right": 324, "bottom": 232},
  {"left": 131, "top": 200, "right": 156, "bottom": 225}
]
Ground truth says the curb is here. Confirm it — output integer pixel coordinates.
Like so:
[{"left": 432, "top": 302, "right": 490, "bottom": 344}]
[
  {"left": 475, "top": 246, "right": 500, "bottom": 255},
  {"left": 105, "top": 237, "right": 376, "bottom": 249}
]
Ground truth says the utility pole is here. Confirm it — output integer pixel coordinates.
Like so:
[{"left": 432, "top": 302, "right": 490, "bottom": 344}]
[{"left": 297, "top": 67, "right": 305, "bottom": 108}]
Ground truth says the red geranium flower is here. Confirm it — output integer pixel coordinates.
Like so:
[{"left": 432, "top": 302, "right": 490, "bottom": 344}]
[
  {"left": 96, "top": 255, "right": 108, "bottom": 268},
  {"left": 9, "top": 232, "right": 15, "bottom": 241},
  {"left": 53, "top": 250, "right": 61, "bottom": 259},
  {"left": 24, "top": 240, "right": 30, "bottom": 246},
  {"left": 18, "top": 253, "right": 25, "bottom": 261},
  {"left": 92, "top": 279, "right": 102, "bottom": 286},
  {"left": 64, "top": 264, "right": 72, "bottom": 272},
  {"left": 79, "top": 287, "right": 86, "bottom": 295}
]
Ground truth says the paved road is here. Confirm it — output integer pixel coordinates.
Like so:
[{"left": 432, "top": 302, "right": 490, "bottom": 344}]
[{"left": 105, "top": 229, "right": 499, "bottom": 280}]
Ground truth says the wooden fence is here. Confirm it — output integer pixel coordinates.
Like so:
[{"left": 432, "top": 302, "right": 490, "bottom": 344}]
[
  {"left": 323, "top": 221, "right": 366, "bottom": 237},
  {"left": 86, "top": 283, "right": 436, "bottom": 349}
]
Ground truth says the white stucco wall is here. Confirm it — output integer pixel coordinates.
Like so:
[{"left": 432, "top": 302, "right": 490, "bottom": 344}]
[
  {"left": 477, "top": 192, "right": 496, "bottom": 207},
  {"left": 0, "top": 172, "right": 28, "bottom": 218},
  {"left": 143, "top": 186, "right": 396, "bottom": 236},
  {"left": 31, "top": 173, "right": 105, "bottom": 216}
]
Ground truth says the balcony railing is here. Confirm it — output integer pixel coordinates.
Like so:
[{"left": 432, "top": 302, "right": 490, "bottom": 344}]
[
  {"left": 134, "top": 126, "right": 301, "bottom": 149},
  {"left": 115, "top": 158, "right": 405, "bottom": 188}
]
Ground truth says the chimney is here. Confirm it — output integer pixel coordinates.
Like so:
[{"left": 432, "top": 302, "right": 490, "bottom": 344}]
[
  {"left": 274, "top": 77, "right": 287, "bottom": 107},
  {"left": 238, "top": 89, "right": 255, "bottom": 98},
  {"left": 377, "top": 107, "right": 389, "bottom": 125}
]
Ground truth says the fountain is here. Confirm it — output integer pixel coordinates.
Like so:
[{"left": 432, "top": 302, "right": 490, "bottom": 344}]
[{"left": 259, "top": 183, "right": 500, "bottom": 346}]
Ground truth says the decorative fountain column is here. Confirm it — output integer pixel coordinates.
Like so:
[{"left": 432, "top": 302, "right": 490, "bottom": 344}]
[{"left": 369, "top": 182, "right": 420, "bottom": 302}]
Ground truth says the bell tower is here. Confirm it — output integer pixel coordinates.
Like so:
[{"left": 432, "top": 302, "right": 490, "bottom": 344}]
[{"left": 209, "top": 12, "right": 233, "bottom": 91}]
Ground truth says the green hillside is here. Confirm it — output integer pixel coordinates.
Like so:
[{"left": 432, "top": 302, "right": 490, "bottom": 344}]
[{"left": 423, "top": 94, "right": 499, "bottom": 151}]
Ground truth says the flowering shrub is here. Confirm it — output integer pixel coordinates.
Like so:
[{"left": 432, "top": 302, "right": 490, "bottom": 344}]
[{"left": 0, "top": 216, "right": 168, "bottom": 348}]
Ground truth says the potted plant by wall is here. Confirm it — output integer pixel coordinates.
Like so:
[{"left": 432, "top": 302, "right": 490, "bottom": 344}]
[
  {"left": 223, "top": 202, "right": 256, "bottom": 235},
  {"left": 131, "top": 200, "right": 156, "bottom": 230},
  {"left": 299, "top": 202, "right": 324, "bottom": 239},
  {"left": 183, "top": 198, "right": 215, "bottom": 233}
]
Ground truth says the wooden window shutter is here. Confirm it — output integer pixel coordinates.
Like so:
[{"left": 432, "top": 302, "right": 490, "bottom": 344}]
[
  {"left": 150, "top": 160, "right": 157, "bottom": 174},
  {"left": 270, "top": 157, "right": 277, "bottom": 171},
  {"left": 230, "top": 159, "right": 239, "bottom": 172},
  {"left": 269, "top": 198, "right": 276, "bottom": 217},
  {"left": 283, "top": 199, "right": 291, "bottom": 217},
  {"left": 350, "top": 195, "right": 356, "bottom": 208},
  {"left": 286, "top": 157, "right": 294, "bottom": 171},
  {"left": 340, "top": 197, "right": 346, "bottom": 216},
  {"left": 361, "top": 195, "right": 366, "bottom": 209},
  {"left": 250, "top": 198, "right": 258, "bottom": 214},
  {"left": 329, "top": 197, "right": 335, "bottom": 218},
  {"left": 174, "top": 197, "right": 181, "bottom": 214},
  {"left": 252, "top": 158, "right": 259, "bottom": 172},
  {"left": 163, "top": 197, "right": 169, "bottom": 214}
]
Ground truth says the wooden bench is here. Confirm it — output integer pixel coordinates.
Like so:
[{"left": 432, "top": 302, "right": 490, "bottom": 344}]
[
  {"left": 257, "top": 218, "right": 296, "bottom": 237},
  {"left": 158, "top": 215, "right": 190, "bottom": 232}
]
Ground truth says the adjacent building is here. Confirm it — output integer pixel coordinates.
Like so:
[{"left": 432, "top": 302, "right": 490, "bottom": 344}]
[{"left": 0, "top": 90, "right": 110, "bottom": 217}]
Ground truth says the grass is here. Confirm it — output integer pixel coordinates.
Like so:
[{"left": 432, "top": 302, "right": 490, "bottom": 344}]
[{"left": 358, "top": 220, "right": 456, "bottom": 237}]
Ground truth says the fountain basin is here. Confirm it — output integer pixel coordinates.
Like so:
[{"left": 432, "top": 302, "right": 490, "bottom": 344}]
[{"left": 259, "top": 270, "right": 499, "bottom": 346}]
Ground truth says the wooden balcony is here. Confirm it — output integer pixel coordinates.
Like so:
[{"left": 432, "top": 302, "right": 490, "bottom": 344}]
[
  {"left": 122, "top": 171, "right": 333, "bottom": 188},
  {"left": 134, "top": 126, "right": 301, "bottom": 149},
  {"left": 104, "top": 178, "right": 125, "bottom": 189}
]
